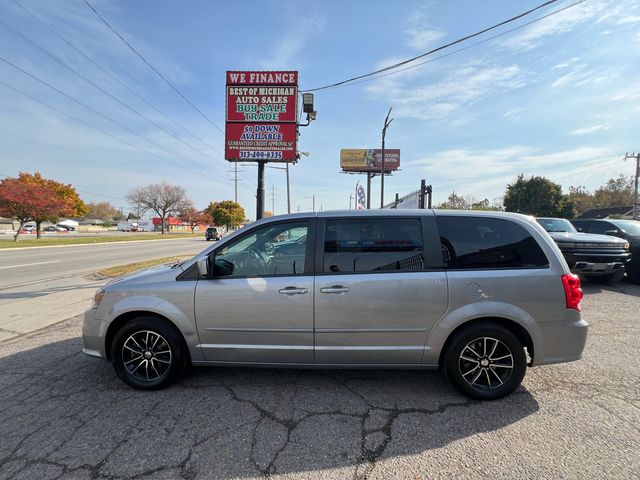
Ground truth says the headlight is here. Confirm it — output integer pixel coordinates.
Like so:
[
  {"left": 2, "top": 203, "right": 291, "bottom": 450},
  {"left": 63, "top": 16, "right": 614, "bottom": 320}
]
[
  {"left": 93, "top": 288, "right": 105, "bottom": 307},
  {"left": 624, "top": 243, "right": 630, "bottom": 249}
]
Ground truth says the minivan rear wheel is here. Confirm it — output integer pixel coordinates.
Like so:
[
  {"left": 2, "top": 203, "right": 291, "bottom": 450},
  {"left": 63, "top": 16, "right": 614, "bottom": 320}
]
[
  {"left": 443, "top": 322, "right": 526, "bottom": 400},
  {"left": 111, "top": 316, "right": 186, "bottom": 390}
]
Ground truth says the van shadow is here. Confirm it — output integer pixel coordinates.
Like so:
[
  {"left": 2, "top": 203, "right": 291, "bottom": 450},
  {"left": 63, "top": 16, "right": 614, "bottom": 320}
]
[
  {"left": 581, "top": 278, "right": 640, "bottom": 297},
  {"left": 0, "top": 336, "right": 539, "bottom": 479}
]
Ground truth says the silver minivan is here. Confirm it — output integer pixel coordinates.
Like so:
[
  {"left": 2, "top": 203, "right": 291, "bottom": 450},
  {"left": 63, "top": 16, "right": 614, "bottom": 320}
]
[{"left": 83, "top": 210, "right": 587, "bottom": 400}]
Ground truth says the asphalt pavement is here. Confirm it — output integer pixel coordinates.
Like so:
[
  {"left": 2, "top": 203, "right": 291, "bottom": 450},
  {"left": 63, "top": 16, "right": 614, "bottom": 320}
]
[
  {"left": 0, "top": 237, "right": 208, "bottom": 341},
  {"left": 0, "top": 282, "right": 638, "bottom": 479}
]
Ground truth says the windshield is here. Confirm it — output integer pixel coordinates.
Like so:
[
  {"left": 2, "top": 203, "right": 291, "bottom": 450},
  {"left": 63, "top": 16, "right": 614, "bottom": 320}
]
[
  {"left": 611, "top": 220, "right": 640, "bottom": 236},
  {"left": 537, "top": 218, "right": 576, "bottom": 233}
]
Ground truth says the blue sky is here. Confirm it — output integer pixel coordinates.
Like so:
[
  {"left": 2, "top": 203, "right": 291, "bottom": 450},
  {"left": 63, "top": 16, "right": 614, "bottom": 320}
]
[{"left": 1, "top": 0, "right": 639, "bottom": 218}]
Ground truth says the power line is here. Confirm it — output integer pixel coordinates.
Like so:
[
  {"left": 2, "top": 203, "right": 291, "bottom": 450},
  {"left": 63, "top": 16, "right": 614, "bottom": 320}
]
[
  {"left": 0, "top": 78, "right": 225, "bottom": 184},
  {"left": 0, "top": 15, "right": 221, "bottom": 164},
  {"left": 83, "top": 0, "right": 225, "bottom": 134},
  {"left": 0, "top": 54, "right": 220, "bottom": 179},
  {"left": 328, "top": 0, "right": 588, "bottom": 90},
  {"left": 302, "top": 0, "right": 561, "bottom": 92},
  {"left": 13, "top": 0, "right": 223, "bottom": 157}
]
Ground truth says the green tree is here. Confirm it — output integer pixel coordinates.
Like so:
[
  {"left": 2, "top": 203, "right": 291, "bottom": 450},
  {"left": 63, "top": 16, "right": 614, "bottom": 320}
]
[
  {"left": 592, "top": 174, "right": 634, "bottom": 207},
  {"left": 436, "top": 191, "right": 471, "bottom": 209},
  {"left": 504, "top": 174, "right": 575, "bottom": 218},
  {"left": 205, "top": 201, "right": 245, "bottom": 229}
]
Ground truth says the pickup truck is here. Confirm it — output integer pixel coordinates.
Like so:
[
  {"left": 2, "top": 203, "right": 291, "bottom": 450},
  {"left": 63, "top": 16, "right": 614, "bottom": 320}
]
[{"left": 537, "top": 217, "right": 631, "bottom": 284}]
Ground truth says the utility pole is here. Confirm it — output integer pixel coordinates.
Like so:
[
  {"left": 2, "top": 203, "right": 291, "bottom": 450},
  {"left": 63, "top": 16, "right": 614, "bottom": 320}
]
[
  {"left": 256, "top": 161, "right": 265, "bottom": 220},
  {"left": 286, "top": 162, "right": 291, "bottom": 214},
  {"left": 349, "top": 193, "right": 353, "bottom": 209},
  {"left": 366, "top": 173, "right": 372, "bottom": 209},
  {"left": 380, "top": 107, "right": 393, "bottom": 208},
  {"left": 234, "top": 162, "right": 238, "bottom": 203},
  {"left": 271, "top": 184, "right": 276, "bottom": 215},
  {"left": 625, "top": 152, "right": 640, "bottom": 220}
]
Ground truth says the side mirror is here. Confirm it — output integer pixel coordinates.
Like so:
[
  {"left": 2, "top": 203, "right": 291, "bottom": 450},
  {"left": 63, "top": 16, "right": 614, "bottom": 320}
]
[{"left": 197, "top": 257, "right": 209, "bottom": 277}]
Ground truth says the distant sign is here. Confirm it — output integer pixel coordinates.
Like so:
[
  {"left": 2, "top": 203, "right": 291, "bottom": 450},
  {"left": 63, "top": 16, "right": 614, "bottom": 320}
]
[
  {"left": 340, "top": 149, "right": 400, "bottom": 173},
  {"left": 225, "top": 71, "right": 298, "bottom": 162}
]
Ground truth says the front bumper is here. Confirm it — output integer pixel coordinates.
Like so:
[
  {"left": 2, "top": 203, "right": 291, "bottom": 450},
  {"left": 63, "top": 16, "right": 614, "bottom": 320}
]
[{"left": 82, "top": 307, "right": 108, "bottom": 360}]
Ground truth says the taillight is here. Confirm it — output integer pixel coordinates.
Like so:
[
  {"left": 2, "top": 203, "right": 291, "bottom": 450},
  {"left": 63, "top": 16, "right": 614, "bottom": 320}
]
[{"left": 561, "top": 273, "right": 583, "bottom": 311}]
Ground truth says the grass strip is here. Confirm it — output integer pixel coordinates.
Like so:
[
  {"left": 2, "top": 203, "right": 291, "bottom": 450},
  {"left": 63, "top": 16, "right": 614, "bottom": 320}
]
[
  {"left": 0, "top": 233, "right": 199, "bottom": 248},
  {"left": 97, "top": 255, "right": 195, "bottom": 277}
]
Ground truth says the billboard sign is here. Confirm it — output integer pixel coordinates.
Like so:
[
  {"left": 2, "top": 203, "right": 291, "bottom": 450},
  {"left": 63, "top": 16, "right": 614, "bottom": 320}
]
[
  {"left": 225, "top": 71, "right": 298, "bottom": 162},
  {"left": 340, "top": 149, "right": 400, "bottom": 173}
]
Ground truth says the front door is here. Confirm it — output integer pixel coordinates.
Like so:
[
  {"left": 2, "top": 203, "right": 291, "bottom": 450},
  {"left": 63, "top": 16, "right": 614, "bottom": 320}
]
[
  {"left": 194, "top": 219, "right": 314, "bottom": 363},
  {"left": 314, "top": 216, "right": 448, "bottom": 364}
]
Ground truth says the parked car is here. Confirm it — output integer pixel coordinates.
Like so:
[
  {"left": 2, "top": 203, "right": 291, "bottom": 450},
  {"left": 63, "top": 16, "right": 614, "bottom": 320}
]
[
  {"left": 43, "top": 225, "right": 66, "bottom": 232},
  {"left": 57, "top": 225, "right": 75, "bottom": 231},
  {"left": 205, "top": 226, "right": 222, "bottom": 241},
  {"left": 571, "top": 219, "right": 640, "bottom": 283},
  {"left": 22, "top": 224, "right": 35, "bottom": 231},
  {"left": 536, "top": 217, "right": 630, "bottom": 284},
  {"left": 83, "top": 210, "right": 587, "bottom": 400}
]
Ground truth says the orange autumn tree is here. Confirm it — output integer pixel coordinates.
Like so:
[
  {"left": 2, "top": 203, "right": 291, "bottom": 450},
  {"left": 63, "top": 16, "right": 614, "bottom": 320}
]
[
  {"left": 18, "top": 172, "right": 87, "bottom": 238},
  {"left": 0, "top": 173, "right": 85, "bottom": 241}
]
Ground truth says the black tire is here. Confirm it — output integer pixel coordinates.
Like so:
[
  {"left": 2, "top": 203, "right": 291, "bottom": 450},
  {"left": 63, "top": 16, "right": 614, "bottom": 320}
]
[
  {"left": 585, "top": 269, "right": 625, "bottom": 285},
  {"left": 443, "top": 322, "right": 526, "bottom": 400},
  {"left": 626, "top": 261, "right": 640, "bottom": 284},
  {"left": 111, "top": 316, "right": 187, "bottom": 390}
]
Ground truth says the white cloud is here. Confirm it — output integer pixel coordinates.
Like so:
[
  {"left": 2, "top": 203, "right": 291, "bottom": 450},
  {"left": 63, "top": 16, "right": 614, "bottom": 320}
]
[
  {"left": 610, "top": 84, "right": 640, "bottom": 101},
  {"left": 503, "top": 108, "right": 524, "bottom": 123},
  {"left": 411, "top": 146, "right": 620, "bottom": 203},
  {"left": 259, "top": 6, "right": 326, "bottom": 69},
  {"left": 570, "top": 125, "right": 610, "bottom": 135},
  {"left": 368, "top": 61, "right": 527, "bottom": 122},
  {"left": 503, "top": 0, "right": 638, "bottom": 51},
  {"left": 405, "top": 4, "right": 445, "bottom": 50},
  {"left": 616, "top": 15, "right": 640, "bottom": 25}
]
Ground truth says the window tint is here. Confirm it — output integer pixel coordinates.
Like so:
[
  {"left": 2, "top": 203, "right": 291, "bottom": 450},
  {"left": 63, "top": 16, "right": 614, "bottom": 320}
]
[
  {"left": 587, "top": 222, "right": 615, "bottom": 235},
  {"left": 215, "top": 221, "right": 308, "bottom": 277},
  {"left": 323, "top": 218, "right": 424, "bottom": 273},
  {"left": 437, "top": 216, "right": 548, "bottom": 269}
]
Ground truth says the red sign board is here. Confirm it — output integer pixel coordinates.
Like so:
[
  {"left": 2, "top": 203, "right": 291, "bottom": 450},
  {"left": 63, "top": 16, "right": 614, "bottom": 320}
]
[
  {"left": 225, "top": 71, "right": 298, "bottom": 162},
  {"left": 225, "top": 123, "right": 297, "bottom": 162}
]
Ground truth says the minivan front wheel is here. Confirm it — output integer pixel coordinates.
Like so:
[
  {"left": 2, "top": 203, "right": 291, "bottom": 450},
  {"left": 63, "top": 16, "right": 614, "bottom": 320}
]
[
  {"left": 111, "top": 317, "right": 186, "bottom": 390},
  {"left": 443, "top": 322, "right": 526, "bottom": 400}
]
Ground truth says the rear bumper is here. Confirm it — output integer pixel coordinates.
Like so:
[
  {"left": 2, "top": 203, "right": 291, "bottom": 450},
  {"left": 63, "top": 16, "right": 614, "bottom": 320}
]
[{"left": 533, "top": 315, "right": 588, "bottom": 366}]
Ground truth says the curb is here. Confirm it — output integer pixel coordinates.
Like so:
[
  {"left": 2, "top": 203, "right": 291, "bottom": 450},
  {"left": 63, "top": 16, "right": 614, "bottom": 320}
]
[{"left": 0, "top": 236, "right": 201, "bottom": 252}]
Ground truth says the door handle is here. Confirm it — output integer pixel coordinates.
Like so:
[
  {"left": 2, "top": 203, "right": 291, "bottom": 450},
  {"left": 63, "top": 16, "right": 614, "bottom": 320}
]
[
  {"left": 278, "top": 286, "right": 309, "bottom": 295},
  {"left": 320, "top": 285, "right": 350, "bottom": 294}
]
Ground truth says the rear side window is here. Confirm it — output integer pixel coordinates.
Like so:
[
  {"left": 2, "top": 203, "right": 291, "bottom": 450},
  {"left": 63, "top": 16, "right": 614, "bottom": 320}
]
[
  {"left": 436, "top": 216, "right": 549, "bottom": 269},
  {"left": 586, "top": 222, "right": 614, "bottom": 235},
  {"left": 323, "top": 218, "right": 424, "bottom": 273}
]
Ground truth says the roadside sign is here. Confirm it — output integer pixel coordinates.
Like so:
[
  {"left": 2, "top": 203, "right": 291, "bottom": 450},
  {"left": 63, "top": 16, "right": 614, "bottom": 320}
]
[
  {"left": 225, "top": 71, "right": 298, "bottom": 162},
  {"left": 340, "top": 149, "right": 400, "bottom": 172}
]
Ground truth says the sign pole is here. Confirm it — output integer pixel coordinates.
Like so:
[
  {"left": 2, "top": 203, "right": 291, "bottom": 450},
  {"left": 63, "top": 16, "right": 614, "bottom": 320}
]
[
  {"left": 366, "top": 172, "right": 372, "bottom": 209},
  {"left": 380, "top": 107, "right": 393, "bottom": 209},
  {"left": 256, "top": 161, "right": 265, "bottom": 220}
]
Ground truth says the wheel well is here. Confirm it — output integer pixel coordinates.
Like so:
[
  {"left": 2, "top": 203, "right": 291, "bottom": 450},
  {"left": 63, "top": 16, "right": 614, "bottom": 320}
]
[
  {"left": 104, "top": 311, "right": 190, "bottom": 362},
  {"left": 438, "top": 317, "right": 534, "bottom": 366}
]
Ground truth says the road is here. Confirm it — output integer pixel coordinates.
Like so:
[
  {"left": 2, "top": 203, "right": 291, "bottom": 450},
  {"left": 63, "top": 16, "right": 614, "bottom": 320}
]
[
  {"left": 0, "top": 282, "right": 638, "bottom": 479},
  {"left": 0, "top": 237, "right": 209, "bottom": 341}
]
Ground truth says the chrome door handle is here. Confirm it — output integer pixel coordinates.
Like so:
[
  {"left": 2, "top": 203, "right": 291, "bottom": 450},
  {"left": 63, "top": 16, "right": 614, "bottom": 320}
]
[
  {"left": 278, "top": 287, "right": 309, "bottom": 295},
  {"left": 320, "top": 286, "right": 350, "bottom": 294}
]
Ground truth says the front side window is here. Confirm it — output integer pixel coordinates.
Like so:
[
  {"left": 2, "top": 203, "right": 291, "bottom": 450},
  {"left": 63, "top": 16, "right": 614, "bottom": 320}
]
[
  {"left": 437, "top": 216, "right": 549, "bottom": 269},
  {"left": 323, "top": 218, "right": 425, "bottom": 273},
  {"left": 587, "top": 222, "right": 615, "bottom": 235},
  {"left": 214, "top": 221, "right": 308, "bottom": 277}
]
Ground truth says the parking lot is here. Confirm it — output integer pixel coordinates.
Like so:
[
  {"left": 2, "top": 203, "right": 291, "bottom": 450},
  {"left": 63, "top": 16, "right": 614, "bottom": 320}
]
[{"left": 0, "top": 282, "right": 639, "bottom": 480}]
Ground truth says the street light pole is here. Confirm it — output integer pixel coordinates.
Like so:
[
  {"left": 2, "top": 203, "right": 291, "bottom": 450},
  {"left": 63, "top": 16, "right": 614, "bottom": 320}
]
[
  {"left": 381, "top": 107, "right": 393, "bottom": 209},
  {"left": 625, "top": 153, "right": 640, "bottom": 220}
]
